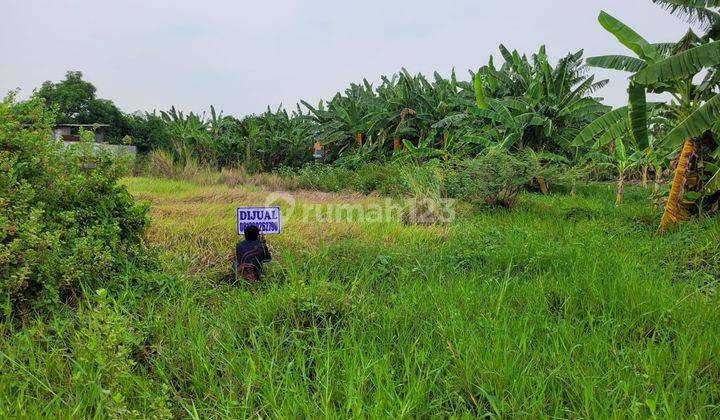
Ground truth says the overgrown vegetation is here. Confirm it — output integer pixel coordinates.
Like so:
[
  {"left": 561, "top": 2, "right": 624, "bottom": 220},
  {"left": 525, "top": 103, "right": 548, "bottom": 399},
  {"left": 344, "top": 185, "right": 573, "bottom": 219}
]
[
  {"left": 0, "top": 94, "right": 151, "bottom": 315},
  {"left": 4, "top": 177, "right": 720, "bottom": 417},
  {"left": 31, "top": 1, "right": 720, "bottom": 231},
  {"left": 3, "top": 0, "right": 720, "bottom": 416}
]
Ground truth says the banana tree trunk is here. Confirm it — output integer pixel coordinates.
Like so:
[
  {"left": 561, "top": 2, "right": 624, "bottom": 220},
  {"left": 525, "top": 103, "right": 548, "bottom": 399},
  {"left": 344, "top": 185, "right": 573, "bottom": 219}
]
[
  {"left": 355, "top": 132, "right": 363, "bottom": 147},
  {"left": 653, "top": 165, "right": 662, "bottom": 194},
  {"left": 393, "top": 136, "right": 401, "bottom": 152},
  {"left": 652, "top": 164, "right": 662, "bottom": 211},
  {"left": 571, "top": 179, "right": 577, "bottom": 197},
  {"left": 615, "top": 171, "right": 625, "bottom": 205},
  {"left": 536, "top": 177, "right": 549, "bottom": 195},
  {"left": 658, "top": 139, "right": 695, "bottom": 234},
  {"left": 641, "top": 165, "right": 648, "bottom": 188}
]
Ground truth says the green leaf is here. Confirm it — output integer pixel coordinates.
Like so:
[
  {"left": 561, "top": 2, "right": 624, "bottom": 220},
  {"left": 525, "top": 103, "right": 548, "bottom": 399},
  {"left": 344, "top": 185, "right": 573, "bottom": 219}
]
[
  {"left": 657, "top": 93, "right": 720, "bottom": 153},
  {"left": 587, "top": 55, "right": 648, "bottom": 72},
  {"left": 704, "top": 167, "right": 720, "bottom": 194},
  {"left": 594, "top": 119, "right": 632, "bottom": 149},
  {"left": 499, "top": 44, "right": 514, "bottom": 65},
  {"left": 614, "top": 137, "right": 627, "bottom": 162},
  {"left": 598, "top": 11, "right": 660, "bottom": 62},
  {"left": 628, "top": 83, "right": 649, "bottom": 148},
  {"left": 572, "top": 106, "right": 628, "bottom": 146},
  {"left": 473, "top": 74, "right": 489, "bottom": 110},
  {"left": 633, "top": 40, "right": 720, "bottom": 84},
  {"left": 684, "top": 191, "right": 702, "bottom": 201},
  {"left": 499, "top": 132, "right": 521, "bottom": 149},
  {"left": 487, "top": 99, "right": 516, "bottom": 128},
  {"left": 652, "top": 1, "right": 720, "bottom": 30},
  {"left": 559, "top": 98, "right": 610, "bottom": 118},
  {"left": 431, "top": 113, "right": 468, "bottom": 129}
]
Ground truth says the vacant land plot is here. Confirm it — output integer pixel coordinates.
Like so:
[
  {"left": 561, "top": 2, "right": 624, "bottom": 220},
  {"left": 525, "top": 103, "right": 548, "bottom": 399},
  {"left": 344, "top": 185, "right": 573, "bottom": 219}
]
[{"left": 3, "top": 177, "right": 720, "bottom": 417}]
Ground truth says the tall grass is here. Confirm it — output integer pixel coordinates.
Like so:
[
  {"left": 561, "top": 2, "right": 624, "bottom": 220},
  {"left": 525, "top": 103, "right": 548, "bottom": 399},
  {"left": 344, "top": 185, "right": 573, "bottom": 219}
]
[{"left": 2, "top": 178, "right": 719, "bottom": 417}]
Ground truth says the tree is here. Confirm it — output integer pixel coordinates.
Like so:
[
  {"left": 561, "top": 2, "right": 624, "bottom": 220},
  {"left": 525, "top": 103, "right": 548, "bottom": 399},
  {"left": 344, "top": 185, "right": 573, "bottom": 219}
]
[
  {"left": 577, "top": 7, "right": 720, "bottom": 231},
  {"left": 37, "top": 71, "right": 96, "bottom": 122},
  {"left": 127, "top": 112, "right": 172, "bottom": 153},
  {"left": 36, "top": 71, "right": 130, "bottom": 141},
  {"left": 81, "top": 98, "right": 131, "bottom": 140}
]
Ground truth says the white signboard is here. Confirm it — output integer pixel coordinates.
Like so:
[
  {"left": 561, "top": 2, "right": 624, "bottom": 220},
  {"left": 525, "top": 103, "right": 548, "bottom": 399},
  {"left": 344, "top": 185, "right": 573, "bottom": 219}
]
[{"left": 237, "top": 206, "right": 281, "bottom": 234}]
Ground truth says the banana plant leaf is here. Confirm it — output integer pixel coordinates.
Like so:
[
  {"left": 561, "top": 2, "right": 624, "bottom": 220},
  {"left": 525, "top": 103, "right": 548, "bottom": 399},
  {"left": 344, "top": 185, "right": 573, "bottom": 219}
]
[
  {"left": 572, "top": 106, "right": 629, "bottom": 147},
  {"left": 704, "top": 167, "right": 720, "bottom": 194},
  {"left": 628, "top": 82, "right": 649, "bottom": 148},
  {"left": 657, "top": 93, "right": 720, "bottom": 153},
  {"left": 587, "top": 55, "right": 647, "bottom": 72},
  {"left": 473, "top": 74, "right": 489, "bottom": 110},
  {"left": 598, "top": 11, "right": 660, "bottom": 62},
  {"left": 633, "top": 40, "right": 720, "bottom": 84}
]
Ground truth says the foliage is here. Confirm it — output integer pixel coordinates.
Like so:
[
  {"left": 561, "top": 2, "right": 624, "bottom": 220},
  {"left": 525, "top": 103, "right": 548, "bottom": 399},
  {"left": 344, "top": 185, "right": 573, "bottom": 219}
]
[
  {"left": 36, "top": 71, "right": 97, "bottom": 122},
  {"left": 71, "top": 45, "right": 607, "bottom": 170},
  {"left": 0, "top": 94, "right": 150, "bottom": 315},
  {"left": 127, "top": 112, "right": 172, "bottom": 153},
  {"left": 297, "top": 47, "right": 609, "bottom": 162},
  {"left": 69, "top": 289, "right": 172, "bottom": 418},
  {"left": 36, "top": 71, "right": 130, "bottom": 141},
  {"left": 443, "top": 149, "right": 569, "bottom": 208},
  {"left": 582, "top": 5, "right": 720, "bottom": 230}
]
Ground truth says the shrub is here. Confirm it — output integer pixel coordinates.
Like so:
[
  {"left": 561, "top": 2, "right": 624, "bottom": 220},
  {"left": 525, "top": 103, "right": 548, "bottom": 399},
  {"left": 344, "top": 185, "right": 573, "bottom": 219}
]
[
  {"left": 127, "top": 113, "right": 172, "bottom": 153},
  {"left": 444, "top": 149, "right": 551, "bottom": 208},
  {"left": 1, "top": 94, "right": 150, "bottom": 316}
]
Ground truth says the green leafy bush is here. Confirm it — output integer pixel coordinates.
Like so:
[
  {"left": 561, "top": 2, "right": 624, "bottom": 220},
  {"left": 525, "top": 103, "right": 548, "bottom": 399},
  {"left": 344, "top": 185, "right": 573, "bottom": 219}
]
[
  {"left": 1, "top": 94, "right": 150, "bottom": 315},
  {"left": 398, "top": 149, "right": 569, "bottom": 209}
]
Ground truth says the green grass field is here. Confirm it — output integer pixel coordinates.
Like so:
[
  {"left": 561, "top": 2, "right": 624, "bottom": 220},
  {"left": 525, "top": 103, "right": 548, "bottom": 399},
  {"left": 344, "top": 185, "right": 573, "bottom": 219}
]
[{"left": 2, "top": 177, "right": 720, "bottom": 417}]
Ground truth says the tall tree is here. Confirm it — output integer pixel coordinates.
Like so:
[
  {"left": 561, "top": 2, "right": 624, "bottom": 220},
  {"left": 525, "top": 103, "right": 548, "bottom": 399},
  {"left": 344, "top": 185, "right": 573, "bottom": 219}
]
[
  {"left": 36, "top": 71, "right": 130, "bottom": 141},
  {"left": 37, "top": 71, "right": 96, "bottom": 122}
]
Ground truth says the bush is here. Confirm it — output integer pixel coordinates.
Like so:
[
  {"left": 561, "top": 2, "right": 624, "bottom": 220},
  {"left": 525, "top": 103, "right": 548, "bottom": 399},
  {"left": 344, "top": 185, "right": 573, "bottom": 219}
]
[
  {"left": 444, "top": 149, "right": 564, "bottom": 208},
  {"left": 69, "top": 289, "right": 172, "bottom": 418},
  {"left": 393, "top": 149, "right": 568, "bottom": 210},
  {"left": 1, "top": 94, "right": 150, "bottom": 316}
]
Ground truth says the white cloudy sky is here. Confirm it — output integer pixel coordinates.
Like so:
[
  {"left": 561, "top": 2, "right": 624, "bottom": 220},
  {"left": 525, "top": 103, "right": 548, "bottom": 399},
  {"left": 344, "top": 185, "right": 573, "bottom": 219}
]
[{"left": 0, "top": 0, "right": 695, "bottom": 116}]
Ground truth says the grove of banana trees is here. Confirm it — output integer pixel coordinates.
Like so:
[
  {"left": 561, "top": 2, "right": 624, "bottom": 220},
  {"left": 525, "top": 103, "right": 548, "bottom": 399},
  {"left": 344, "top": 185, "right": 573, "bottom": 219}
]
[{"left": 149, "top": 44, "right": 607, "bottom": 167}]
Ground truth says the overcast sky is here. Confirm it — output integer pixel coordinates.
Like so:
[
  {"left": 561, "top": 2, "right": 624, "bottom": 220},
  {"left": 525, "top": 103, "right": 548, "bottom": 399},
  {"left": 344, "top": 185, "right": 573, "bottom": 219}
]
[{"left": 1, "top": 0, "right": 695, "bottom": 116}]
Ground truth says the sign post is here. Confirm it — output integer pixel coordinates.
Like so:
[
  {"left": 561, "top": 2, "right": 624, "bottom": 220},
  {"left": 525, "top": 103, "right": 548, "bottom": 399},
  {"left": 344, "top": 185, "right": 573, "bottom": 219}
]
[{"left": 237, "top": 206, "right": 281, "bottom": 235}]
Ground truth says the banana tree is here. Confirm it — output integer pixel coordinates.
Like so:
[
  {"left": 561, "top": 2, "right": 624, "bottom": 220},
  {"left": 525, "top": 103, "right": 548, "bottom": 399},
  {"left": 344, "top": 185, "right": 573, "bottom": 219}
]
[
  {"left": 470, "top": 45, "right": 610, "bottom": 155},
  {"left": 160, "top": 106, "right": 212, "bottom": 165},
  {"left": 588, "top": 138, "right": 643, "bottom": 205},
  {"left": 581, "top": 8, "right": 720, "bottom": 232}
]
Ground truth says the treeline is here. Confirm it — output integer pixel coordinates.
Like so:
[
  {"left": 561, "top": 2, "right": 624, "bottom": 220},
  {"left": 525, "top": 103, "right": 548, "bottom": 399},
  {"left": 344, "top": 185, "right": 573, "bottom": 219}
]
[{"left": 34, "top": 44, "right": 608, "bottom": 170}]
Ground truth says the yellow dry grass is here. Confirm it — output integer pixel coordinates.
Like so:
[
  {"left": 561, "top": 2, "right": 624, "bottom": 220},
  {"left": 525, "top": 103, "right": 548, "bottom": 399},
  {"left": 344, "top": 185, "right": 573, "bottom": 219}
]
[{"left": 124, "top": 177, "right": 446, "bottom": 276}]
